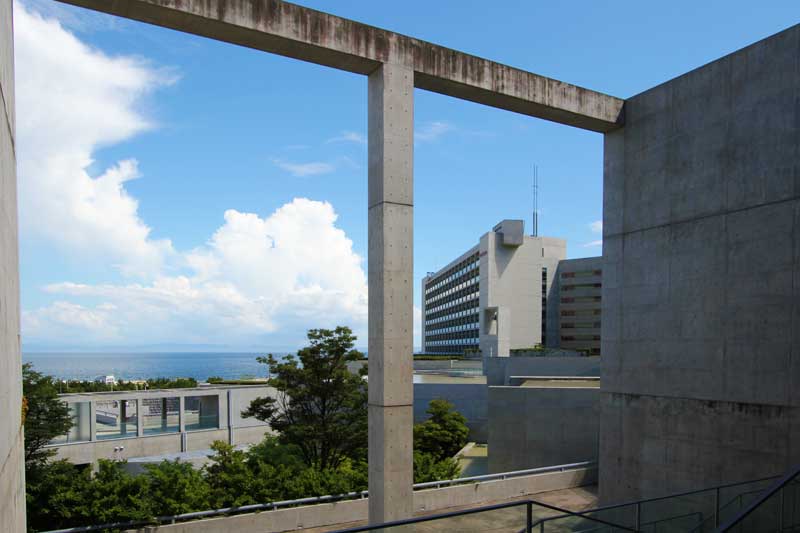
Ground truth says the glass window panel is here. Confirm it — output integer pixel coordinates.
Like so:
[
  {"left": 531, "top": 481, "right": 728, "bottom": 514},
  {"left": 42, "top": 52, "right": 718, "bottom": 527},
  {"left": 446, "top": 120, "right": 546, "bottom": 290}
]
[
  {"left": 96, "top": 399, "right": 138, "bottom": 440},
  {"left": 49, "top": 401, "right": 92, "bottom": 445},
  {"left": 141, "top": 397, "right": 180, "bottom": 435},
  {"left": 184, "top": 395, "right": 220, "bottom": 431}
]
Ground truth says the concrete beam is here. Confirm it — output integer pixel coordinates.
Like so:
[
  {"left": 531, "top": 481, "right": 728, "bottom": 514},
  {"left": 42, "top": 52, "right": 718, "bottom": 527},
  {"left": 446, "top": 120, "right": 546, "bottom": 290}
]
[
  {"left": 54, "top": 0, "right": 624, "bottom": 132},
  {"left": 367, "top": 62, "right": 414, "bottom": 523}
]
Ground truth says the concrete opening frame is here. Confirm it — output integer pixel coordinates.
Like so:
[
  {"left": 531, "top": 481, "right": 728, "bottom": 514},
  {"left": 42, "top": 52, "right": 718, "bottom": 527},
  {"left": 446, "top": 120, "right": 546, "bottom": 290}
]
[
  {"left": 0, "top": 0, "right": 623, "bottom": 526},
  {"left": 3, "top": 1, "right": 800, "bottom": 531}
]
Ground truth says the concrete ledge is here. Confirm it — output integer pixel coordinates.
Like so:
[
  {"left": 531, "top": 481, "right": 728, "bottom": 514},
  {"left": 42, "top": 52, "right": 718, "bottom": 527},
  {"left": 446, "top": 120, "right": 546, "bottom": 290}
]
[
  {"left": 54, "top": 0, "right": 623, "bottom": 132},
  {"left": 127, "top": 467, "right": 596, "bottom": 532}
]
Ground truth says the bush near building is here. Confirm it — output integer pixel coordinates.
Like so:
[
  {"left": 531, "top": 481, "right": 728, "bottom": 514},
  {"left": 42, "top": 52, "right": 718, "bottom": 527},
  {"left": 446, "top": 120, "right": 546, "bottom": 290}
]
[{"left": 25, "top": 328, "right": 471, "bottom": 531}]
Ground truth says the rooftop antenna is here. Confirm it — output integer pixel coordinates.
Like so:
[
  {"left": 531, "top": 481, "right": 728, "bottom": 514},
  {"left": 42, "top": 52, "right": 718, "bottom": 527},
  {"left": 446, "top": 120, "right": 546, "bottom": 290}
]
[{"left": 532, "top": 165, "right": 539, "bottom": 237}]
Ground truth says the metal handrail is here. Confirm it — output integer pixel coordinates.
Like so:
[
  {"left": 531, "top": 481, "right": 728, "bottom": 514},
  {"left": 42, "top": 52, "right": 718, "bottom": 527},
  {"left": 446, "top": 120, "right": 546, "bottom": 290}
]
[
  {"left": 329, "top": 498, "right": 637, "bottom": 533},
  {"left": 43, "top": 461, "right": 597, "bottom": 533},
  {"left": 716, "top": 463, "right": 800, "bottom": 531}
]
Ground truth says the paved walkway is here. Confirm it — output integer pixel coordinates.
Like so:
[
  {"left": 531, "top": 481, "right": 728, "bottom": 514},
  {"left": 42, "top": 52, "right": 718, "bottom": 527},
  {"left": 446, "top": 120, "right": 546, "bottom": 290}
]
[{"left": 300, "top": 485, "right": 599, "bottom": 532}]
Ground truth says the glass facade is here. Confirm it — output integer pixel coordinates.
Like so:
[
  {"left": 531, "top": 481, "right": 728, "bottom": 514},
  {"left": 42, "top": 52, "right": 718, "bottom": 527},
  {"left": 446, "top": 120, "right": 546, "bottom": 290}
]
[
  {"left": 49, "top": 401, "right": 92, "bottom": 445},
  {"left": 423, "top": 251, "right": 481, "bottom": 354},
  {"left": 141, "top": 397, "right": 180, "bottom": 435},
  {"left": 184, "top": 395, "right": 219, "bottom": 431},
  {"left": 559, "top": 268, "right": 602, "bottom": 356},
  {"left": 95, "top": 399, "right": 138, "bottom": 440}
]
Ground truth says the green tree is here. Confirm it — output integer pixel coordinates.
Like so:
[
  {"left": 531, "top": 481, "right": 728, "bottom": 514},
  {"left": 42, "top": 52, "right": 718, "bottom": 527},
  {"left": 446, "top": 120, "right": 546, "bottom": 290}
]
[
  {"left": 144, "top": 460, "right": 211, "bottom": 515},
  {"left": 413, "top": 399, "right": 469, "bottom": 461},
  {"left": 22, "top": 363, "right": 73, "bottom": 468},
  {"left": 413, "top": 451, "right": 461, "bottom": 483},
  {"left": 242, "top": 327, "right": 368, "bottom": 469},
  {"left": 204, "top": 441, "right": 259, "bottom": 508}
]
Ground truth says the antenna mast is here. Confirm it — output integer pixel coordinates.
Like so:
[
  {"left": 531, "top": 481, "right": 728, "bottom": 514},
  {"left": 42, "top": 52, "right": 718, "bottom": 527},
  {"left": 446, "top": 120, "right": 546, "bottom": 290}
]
[{"left": 532, "top": 165, "right": 539, "bottom": 237}]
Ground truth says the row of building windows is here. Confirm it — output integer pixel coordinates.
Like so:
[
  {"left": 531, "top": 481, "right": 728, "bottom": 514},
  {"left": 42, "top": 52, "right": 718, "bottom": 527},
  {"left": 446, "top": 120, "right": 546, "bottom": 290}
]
[
  {"left": 426, "top": 322, "right": 480, "bottom": 337},
  {"left": 49, "top": 395, "right": 220, "bottom": 445},
  {"left": 425, "top": 305, "right": 480, "bottom": 326},
  {"left": 424, "top": 255, "right": 480, "bottom": 295},
  {"left": 560, "top": 269, "right": 602, "bottom": 279},
  {"left": 561, "top": 335, "right": 601, "bottom": 341},
  {"left": 426, "top": 337, "right": 480, "bottom": 346},
  {"left": 425, "top": 275, "right": 479, "bottom": 306},
  {"left": 561, "top": 283, "right": 602, "bottom": 291},
  {"left": 561, "top": 309, "right": 602, "bottom": 317},
  {"left": 426, "top": 290, "right": 479, "bottom": 315},
  {"left": 561, "top": 322, "right": 602, "bottom": 329},
  {"left": 560, "top": 296, "right": 602, "bottom": 304}
]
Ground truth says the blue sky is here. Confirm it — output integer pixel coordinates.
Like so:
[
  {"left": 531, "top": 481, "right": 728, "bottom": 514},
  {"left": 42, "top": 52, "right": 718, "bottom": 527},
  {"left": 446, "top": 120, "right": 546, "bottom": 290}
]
[{"left": 14, "top": 0, "right": 799, "bottom": 351}]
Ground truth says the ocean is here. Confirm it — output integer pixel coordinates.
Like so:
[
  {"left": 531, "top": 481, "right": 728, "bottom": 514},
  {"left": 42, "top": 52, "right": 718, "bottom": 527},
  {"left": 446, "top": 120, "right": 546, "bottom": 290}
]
[{"left": 22, "top": 352, "right": 280, "bottom": 382}]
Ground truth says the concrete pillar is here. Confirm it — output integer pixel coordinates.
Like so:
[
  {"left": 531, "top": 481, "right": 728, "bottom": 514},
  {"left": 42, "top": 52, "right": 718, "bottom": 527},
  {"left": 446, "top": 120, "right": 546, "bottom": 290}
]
[
  {"left": 178, "top": 396, "right": 186, "bottom": 432},
  {"left": 161, "top": 397, "right": 168, "bottom": 430},
  {"left": 120, "top": 400, "right": 128, "bottom": 436},
  {"left": 89, "top": 401, "right": 97, "bottom": 441},
  {"left": 136, "top": 399, "right": 144, "bottom": 437},
  {"left": 367, "top": 61, "right": 414, "bottom": 524}
]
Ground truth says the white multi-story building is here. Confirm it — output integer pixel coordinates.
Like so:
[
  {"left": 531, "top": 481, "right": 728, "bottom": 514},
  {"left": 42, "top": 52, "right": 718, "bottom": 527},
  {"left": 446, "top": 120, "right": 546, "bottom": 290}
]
[{"left": 421, "top": 220, "right": 566, "bottom": 357}]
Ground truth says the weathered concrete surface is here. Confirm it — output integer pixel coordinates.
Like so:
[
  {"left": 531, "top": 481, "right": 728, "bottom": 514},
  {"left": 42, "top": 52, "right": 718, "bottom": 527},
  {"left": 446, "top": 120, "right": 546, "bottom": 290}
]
[
  {"left": 128, "top": 467, "right": 596, "bottom": 532},
  {"left": 414, "top": 383, "right": 488, "bottom": 442},
  {"left": 600, "top": 23, "right": 800, "bottom": 503},
  {"left": 54, "top": 0, "right": 624, "bottom": 132},
  {"left": 484, "top": 355, "right": 601, "bottom": 386},
  {"left": 367, "top": 62, "right": 414, "bottom": 523},
  {"left": 50, "top": 386, "right": 274, "bottom": 465},
  {"left": 0, "top": 0, "right": 23, "bottom": 530},
  {"left": 488, "top": 386, "right": 599, "bottom": 473}
]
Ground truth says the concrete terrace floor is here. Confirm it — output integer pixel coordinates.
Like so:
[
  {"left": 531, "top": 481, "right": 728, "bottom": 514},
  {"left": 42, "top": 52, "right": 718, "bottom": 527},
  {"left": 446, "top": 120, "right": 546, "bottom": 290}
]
[{"left": 300, "top": 485, "right": 599, "bottom": 532}]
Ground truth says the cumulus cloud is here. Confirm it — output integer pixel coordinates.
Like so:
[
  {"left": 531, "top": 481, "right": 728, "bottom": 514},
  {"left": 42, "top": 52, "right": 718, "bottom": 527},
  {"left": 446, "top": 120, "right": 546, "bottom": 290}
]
[
  {"left": 16, "top": 5, "right": 368, "bottom": 348},
  {"left": 325, "top": 130, "right": 366, "bottom": 145},
  {"left": 582, "top": 220, "right": 603, "bottom": 247},
  {"left": 24, "top": 199, "right": 368, "bottom": 346},
  {"left": 14, "top": 3, "right": 177, "bottom": 277},
  {"left": 415, "top": 121, "right": 454, "bottom": 143},
  {"left": 271, "top": 158, "right": 336, "bottom": 177}
]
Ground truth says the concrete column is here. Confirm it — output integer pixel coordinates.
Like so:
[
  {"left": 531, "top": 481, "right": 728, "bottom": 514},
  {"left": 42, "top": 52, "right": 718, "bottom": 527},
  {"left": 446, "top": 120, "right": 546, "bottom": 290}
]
[
  {"left": 119, "top": 400, "right": 128, "bottom": 436},
  {"left": 89, "top": 401, "right": 97, "bottom": 442},
  {"left": 178, "top": 396, "right": 186, "bottom": 432},
  {"left": 367, "top": 61, "right": 414, "bottom": 524},
  {"left": 136, "top": 399, "right": 144, "bottom": 437},
  {"left": 161, "top": 397, "right": 168, "bottom": 430}
]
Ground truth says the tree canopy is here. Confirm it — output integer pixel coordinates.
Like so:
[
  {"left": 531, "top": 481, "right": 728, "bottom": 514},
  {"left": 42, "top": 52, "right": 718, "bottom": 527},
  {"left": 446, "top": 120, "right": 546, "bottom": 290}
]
[
  {"left": 22, "top": 363, "right": 73, "bottom": 468},
  {"left": 242, "top": 326, "right": 368, "bottom": 469}
]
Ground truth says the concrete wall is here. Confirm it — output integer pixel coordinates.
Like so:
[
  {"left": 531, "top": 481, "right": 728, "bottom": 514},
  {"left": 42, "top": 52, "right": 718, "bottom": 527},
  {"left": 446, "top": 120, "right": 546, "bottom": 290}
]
[
  {"left": 414, "top": 383, "right": 488, "bottom": 442},
  {"left": 0, "top": 0, "right": 24, "bottom": 530},
  {"left": 484, "top": 355, "right": 601, "bottom": 386},
  {"left": 51, "top": 386, "right": 275, "bottom": 465},
  {"left": 128, "top": 466, "right": 596, "bottom": 533},
  {"left": 600, "top": 24, "right": 800, "bottom": 503},
  {"left": 479, "top": 232, "right": 566, "bottom": 358},
  {"left": 488, "top": 386, "right": 599, "bottom": 473}
]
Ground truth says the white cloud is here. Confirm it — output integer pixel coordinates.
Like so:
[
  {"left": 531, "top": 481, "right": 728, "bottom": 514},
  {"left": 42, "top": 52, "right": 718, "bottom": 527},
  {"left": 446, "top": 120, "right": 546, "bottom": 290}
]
[
  {"left": 272, "top": 158, "right": 335, "bottom": 177},
  {"left": 24, "top": 199, "right": 368, "bottom": 346},
  {"left": 14, "top": 3, "right": 176, "bottom": 277},
  {"left": 326, "top": 130, "right": 366, "bottom": 145},
  {"left": 16, "top": 5, "right": 369, "bottom": 348},
  {"left": 583, "top": 220, "right": 603, "bottom": 247},
  {"left": 415, "top": 121, "right": 454, "bottom": 143}
]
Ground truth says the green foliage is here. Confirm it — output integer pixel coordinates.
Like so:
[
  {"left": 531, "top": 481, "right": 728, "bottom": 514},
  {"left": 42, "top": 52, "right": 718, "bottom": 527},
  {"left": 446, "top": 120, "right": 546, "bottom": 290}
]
[
  {"left": 143, "top": 460, "right": 210, "bottom": 516},
  {"left": 22, "top": 363, "right": 74, "bottom": 468},
  {"left": 242, "top": 327, "right": 368, "bottom": 469},
  {"left": 413, "top": 451, "right": 461, "bottom": 483},
  {"left": 57, "top": 376, "right": 198, "bottom": 393},
  {"left": 413, "top": 399, "right": 469, "bottom": 461}
]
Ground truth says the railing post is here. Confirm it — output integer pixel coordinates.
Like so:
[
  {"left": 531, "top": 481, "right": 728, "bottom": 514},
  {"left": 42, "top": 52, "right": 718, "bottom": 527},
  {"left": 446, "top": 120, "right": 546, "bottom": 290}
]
[
  {"left": 526, "top": 501, "right": 533, "bottom": 533},
  {"left": 635, "top": 501, "right": 641, "bottom": 530},
  {"left": 714, "top": 486, "right": 720, "bottom": 528},
  {"left": 778, "top": 485, "right": 785, "bottom": 531}
]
